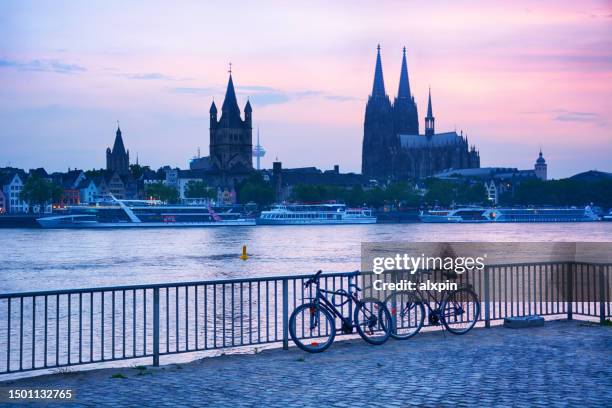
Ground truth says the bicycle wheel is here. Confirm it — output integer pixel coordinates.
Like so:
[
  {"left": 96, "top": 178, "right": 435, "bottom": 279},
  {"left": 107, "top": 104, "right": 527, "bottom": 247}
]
[
  {"left": 354, "top": 298, "right": 392, "bottom": 345},
  {"left": 289, "top": 303, "right": 336, "bottom": 353},
  {"left": 385, "top": 291, "right": 425, "bottom": 340},
  {"left": 440, "top": 288, "right": 480, "bottom": 335}
]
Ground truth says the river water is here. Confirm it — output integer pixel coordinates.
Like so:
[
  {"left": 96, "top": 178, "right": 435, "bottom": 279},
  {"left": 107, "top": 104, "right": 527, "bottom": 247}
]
[{"left": 1, "top": 223, "right": 611, "bottom": 293}]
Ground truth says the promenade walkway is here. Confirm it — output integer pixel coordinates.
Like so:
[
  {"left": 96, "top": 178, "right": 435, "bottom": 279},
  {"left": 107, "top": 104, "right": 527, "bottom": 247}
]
[{"left": 2, "top": 320, "right": 610, "bottom": 407}]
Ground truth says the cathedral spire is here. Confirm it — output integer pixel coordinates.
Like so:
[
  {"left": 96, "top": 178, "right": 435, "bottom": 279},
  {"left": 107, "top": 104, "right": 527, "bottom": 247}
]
[
  {"left": 221, "top": 73, "right": 240, "bottom": 114},
  {"left": 425, "top": 87, "right": 435, "bottom": 137},
  {"left": 392, "top": 46, "right": 419, "bottom": 135},
  {"left": 220, "top": 68, "right": 242, "bottom": 125},
  {"left": 397, "top": 46, "right": 412, "bottom": 99},
  {"left": 112, "top": 123, "right": 126, "bottom": 155},
  {"left": 371, "top": 44, "right": 386, "bottom": 98}
]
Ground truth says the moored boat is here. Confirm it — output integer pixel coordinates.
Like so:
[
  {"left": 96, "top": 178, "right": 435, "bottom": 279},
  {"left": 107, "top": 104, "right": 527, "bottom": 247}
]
[
  {"left": 420, "top": 206, "right": 600, "bottom": 223},
  {"left": 37, "top": 195, "right": 255, "bottom": 228},
  {"left": 257, "top": 204, "right": 376, "bottom": 225}
]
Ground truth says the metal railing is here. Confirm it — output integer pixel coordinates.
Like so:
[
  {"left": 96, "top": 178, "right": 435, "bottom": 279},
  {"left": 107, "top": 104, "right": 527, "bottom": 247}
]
[{"left": 0, "top": 262, "right": 610, "bottom": 375}]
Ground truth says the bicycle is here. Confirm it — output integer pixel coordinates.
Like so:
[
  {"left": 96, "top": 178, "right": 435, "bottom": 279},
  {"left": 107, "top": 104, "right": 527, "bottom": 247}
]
[
  {"left": 384, "top": 269, "right": 480, "bottom": 339},
  {"left": 289, "top": 270, "right": 392, "bottom": 353}
]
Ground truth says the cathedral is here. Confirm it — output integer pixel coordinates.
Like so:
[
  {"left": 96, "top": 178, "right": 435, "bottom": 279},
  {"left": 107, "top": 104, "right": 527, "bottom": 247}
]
[
  {"left": 209, "top": 70, "right": 253, "bottom": 174},
  {"left": 362, "top": 46, "right": 480, "bottom": 180}
]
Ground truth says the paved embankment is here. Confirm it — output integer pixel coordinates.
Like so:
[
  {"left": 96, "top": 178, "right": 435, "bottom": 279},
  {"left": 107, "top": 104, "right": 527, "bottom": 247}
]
[{"left": 1, "top": 320, "right": 611, "bottom": 407}]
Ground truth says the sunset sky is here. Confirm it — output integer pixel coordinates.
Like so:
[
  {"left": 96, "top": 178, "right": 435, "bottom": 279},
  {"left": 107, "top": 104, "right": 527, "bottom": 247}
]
[{"left": 1, "top": 0, "right": 611, "bottom": 179}]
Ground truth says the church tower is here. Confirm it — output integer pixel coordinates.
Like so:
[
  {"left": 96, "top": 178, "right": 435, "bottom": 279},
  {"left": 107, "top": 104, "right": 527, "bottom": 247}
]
[
  {"left": 106, "top": 125, "right": 130, "bottom": 176},
  {"left": 424, "top": 88, "right": 435, "bottom": 137},
  {"left": 534, "top": 149, "right": 547, "bottom": 180},
  {"left": 209, "top": 68, "right": 253, "bottom": 174},
  {"left": 393, "top": 47, "right": 419, "bottom": 135},
  {"left": 362, "top": 45, "right": 397, "bottom": 179}
]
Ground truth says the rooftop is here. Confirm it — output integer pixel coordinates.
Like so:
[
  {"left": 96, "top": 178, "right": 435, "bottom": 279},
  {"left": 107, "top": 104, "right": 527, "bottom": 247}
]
[
  {"left": 434, "top": 167, "right": 537, "bottom": 180},
  {"left": 400, "top": 131, "right": 466, "bottom": 148}
]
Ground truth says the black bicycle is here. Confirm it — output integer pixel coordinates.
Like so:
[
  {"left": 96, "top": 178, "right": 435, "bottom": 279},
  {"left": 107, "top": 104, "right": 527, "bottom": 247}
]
[
  {"left": 289, "top": 270, "right": 392, "bottom": 353},
  {"left": 385, "top": 270, "right": 480, "bottom": 339}
]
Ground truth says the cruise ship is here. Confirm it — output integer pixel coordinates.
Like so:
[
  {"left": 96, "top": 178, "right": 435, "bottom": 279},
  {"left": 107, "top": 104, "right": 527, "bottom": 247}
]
[
  {"left": 420, "top": 206, "right": 600, "bottom": 223},
  {"left": 37, "top": 196, "right": 255, "bottom": 228},
  {"left": 257, "top": 204, "right": 377, "bottom": 225}
]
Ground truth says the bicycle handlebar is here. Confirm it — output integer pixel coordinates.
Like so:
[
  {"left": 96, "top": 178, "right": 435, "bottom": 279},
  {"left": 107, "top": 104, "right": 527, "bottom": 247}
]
[
  {"left": 304, "top": 270, "right": 323, "bottom": 287},
  {"left": 304, "top": 270, "right": 360, "bottom": 288}
]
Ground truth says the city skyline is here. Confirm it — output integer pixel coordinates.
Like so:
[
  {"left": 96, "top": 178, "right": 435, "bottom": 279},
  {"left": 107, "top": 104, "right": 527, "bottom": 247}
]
[{"left": 1, "top": 1, "right": 611, "bottom": 178}]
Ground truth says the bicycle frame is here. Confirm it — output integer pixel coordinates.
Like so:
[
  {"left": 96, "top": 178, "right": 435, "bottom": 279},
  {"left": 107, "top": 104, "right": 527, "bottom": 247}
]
[
  {"left": 397, "top": 273, "right": 473, "bottom": 322},
  {"left": 305, "top": 281, "right": 361, "bottom": 330},
  {"left": 310, "top": 286, "right": 358, "bottom": 328}
]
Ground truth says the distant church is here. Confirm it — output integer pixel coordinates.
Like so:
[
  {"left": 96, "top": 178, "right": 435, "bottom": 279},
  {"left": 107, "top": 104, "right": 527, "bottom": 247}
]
[
  {"left": 209, "top": 69, "right": 253, "bottom": 175},
  {"left": 534, "top": 149, "right": 547, "bottom": 180},
  {"left": 362, "top": 46, "right": 480, "bottom": 180},
  {"left": 106, "top": 125, "right": 130, "bottom": 176}
]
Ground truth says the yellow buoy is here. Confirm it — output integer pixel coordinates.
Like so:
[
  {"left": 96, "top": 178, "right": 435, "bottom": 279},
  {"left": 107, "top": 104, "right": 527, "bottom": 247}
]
[{"left": 240, "top": 245, "right": 248, "bottom": 261}]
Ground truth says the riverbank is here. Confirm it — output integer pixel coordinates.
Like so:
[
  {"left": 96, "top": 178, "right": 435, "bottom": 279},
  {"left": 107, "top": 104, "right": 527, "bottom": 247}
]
[{"left": 1, "top": 320, "right": 609, "bottom": 407}]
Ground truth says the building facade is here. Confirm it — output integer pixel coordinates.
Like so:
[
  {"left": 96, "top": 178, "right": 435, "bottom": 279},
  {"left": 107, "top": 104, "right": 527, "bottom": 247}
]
[
  {"left": 106, "top": 172, "right": 126, "bottom": 199},
  {"left": 209, "top": 72, "right": 253, "bottom": 175},
  {"left": 1, "top": 172, "right": 28, "bottom": 213},
  {"left": 79, "top": 179, "right": 99, "bottom": 204},
  {"left": 52, "top": 170, "right": 85, "bottom": 207},
  {"left": 0, "top": 190, "right": 5, "bottom": 214},
  {"left": 93, "top": 177, "right": 109, "bottom": 197},
  {"left": 362, "top": 46, "right": 480, "bottom": 180}
]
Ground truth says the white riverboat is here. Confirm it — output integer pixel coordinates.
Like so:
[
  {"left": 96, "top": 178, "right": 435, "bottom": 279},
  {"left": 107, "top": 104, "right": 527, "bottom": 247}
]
[
  {"left": 420, "top": 206, "right": 600, "bottom": 223},
  {"left": 37, "top": 196, "right": 255, "bottom": 228},
  {"left": 257, "top": 204, "right": 377, "bottom": 225}
]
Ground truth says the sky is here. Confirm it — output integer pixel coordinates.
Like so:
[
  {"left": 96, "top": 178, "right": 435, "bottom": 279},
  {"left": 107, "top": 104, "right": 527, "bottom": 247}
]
[{"left": 0, "top": 0, "right": 611, "bottom": 179}]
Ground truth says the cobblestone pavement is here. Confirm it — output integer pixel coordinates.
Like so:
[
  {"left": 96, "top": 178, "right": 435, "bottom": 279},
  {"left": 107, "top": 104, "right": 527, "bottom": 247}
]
[{"left": 1, "top": 320, "right": 611, "bottom": 407}]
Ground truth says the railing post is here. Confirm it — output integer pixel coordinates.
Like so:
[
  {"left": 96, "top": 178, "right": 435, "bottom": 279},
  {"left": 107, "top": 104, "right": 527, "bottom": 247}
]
[
  {"left": 566, "top": 262, "right": 573, "bottom": 321},
  {"left": 282, "top": 279, "right": 289, "bottom": 350},
  {"left": 389, "top": 271, "right": 397, "bottom": 332},
  {"left": 484, "top": 266, "right": 490, "bottom": 328},
  {"left": 348, "top": 274, "right": 354, "bottom": 327},
  {"left": 153, "top": 288, "right": 160, "bottom": 366},
  {"left": 600, "top": 265, "right": 606, "bottom": 325}
]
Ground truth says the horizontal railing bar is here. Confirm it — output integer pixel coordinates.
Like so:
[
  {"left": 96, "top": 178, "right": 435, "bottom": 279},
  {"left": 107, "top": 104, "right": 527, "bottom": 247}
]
[
  {"left": 0, "top": 271, "right": 358, "bottom": 299},
  {"left": 3, "top": 261, "right": 609, "bottom": 299},
  {"left": 366, "top": 261, "right": 612, "bottom": 271}
]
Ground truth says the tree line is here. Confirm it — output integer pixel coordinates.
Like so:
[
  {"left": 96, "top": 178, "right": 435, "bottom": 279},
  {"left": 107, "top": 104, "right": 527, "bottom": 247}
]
[
  {"left": 500, "top": 178, "right": 612, "bottom": 209},
  {"left": 291, "top": 180, "right": 489, "bottom": 208}
]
